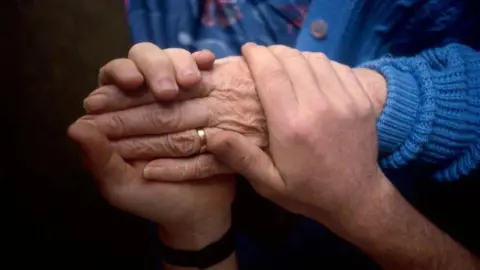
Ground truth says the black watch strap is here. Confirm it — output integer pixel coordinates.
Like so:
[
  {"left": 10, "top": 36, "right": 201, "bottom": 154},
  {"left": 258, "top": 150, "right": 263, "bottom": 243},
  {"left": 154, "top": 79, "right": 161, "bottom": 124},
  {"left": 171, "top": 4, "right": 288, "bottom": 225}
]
[{"left": 160, "top": 226, "right": 235, "bottom": 269}]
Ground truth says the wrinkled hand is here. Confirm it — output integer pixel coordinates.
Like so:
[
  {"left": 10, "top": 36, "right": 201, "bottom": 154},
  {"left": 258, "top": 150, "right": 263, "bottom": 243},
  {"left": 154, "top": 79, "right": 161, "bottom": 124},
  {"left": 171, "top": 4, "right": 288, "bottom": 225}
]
[
  {"left": 83, "top": 43, "right": 386, "bottom": 182},
  {"left": 207, "top": 44, "right": 383, "bottom": 231},
  {"left": 93, "top": 42, "right": 217, "bottom": 101},
  {"left": 73, "top": 45, "right": 235, "bottom": 247},
  {"left": 83, "top": 43, "right": 267, "bottom": 181}
]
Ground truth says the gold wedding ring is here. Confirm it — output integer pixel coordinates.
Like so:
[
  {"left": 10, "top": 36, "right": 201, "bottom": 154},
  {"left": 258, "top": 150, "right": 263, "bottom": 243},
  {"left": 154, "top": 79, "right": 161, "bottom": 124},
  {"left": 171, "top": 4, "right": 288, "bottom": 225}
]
[{"left": 196, "top": 128, "right": 207, "bottom": 154}]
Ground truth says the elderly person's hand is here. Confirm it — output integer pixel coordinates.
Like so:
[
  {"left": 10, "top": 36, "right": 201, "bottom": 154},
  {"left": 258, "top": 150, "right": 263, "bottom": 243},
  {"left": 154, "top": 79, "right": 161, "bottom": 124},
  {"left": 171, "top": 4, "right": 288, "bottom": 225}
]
[
  {"left": 70, "top": 46, "right": 238, "bottom": 269},
  {"left": 94, "top": 42, "right": 217, "bottom": 101},
  {"left": 83, "top": 45, "right": 267, "bottom": 181},
  {"left": 83, "top": 43, "right": 386, "bottom": 181}
]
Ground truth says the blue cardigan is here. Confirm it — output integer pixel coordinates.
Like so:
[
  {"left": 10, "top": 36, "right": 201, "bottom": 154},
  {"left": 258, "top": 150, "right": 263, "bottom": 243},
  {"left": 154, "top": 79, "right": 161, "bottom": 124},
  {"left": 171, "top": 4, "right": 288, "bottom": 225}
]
[
  {"left": 126, "top": 0, "right": 480, "bottom": 182},
  {"left": 126, "top": 0, "right": 479, "bottom": 268}
]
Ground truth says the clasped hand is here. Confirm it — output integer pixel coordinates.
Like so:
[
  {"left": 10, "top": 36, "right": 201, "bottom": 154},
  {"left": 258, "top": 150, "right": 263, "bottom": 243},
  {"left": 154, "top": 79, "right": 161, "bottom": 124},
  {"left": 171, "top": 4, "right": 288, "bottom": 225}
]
[{"left": 69, "top": 42, "right": 389, "bottom": 238}]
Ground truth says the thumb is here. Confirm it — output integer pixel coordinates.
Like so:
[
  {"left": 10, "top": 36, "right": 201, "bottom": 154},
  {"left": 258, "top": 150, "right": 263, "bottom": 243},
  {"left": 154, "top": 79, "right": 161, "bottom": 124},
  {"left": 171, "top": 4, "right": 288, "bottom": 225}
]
[
  {"left": 68, "top": 120, "right": 129, "bottom": 186},
  {"left": 208, "top": 131, "right": 285, "bottom": 196}
]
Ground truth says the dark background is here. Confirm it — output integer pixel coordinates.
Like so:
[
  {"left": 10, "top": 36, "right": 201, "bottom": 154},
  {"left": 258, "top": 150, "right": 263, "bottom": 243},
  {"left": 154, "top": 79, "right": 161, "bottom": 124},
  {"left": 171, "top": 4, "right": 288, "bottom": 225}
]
[
  {"left": 1, "top": 1, "right": 158, "bottom": 269},
  {"left": 0, "top": 1, "right": 479, "bottom": 269}
]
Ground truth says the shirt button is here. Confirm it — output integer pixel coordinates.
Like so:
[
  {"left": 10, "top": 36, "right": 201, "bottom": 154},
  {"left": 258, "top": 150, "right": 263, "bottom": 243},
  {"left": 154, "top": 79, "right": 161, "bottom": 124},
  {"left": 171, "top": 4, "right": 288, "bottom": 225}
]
[{"left": 310, "top": 20, "right": 328, "bottom": 39}]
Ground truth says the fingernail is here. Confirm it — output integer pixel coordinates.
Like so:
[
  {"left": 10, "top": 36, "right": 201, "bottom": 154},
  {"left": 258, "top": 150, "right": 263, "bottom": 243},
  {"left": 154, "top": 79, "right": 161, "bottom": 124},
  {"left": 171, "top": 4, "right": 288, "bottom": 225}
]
[
  {"left": 154, "top": 79, "right": 178, "bottom": 99},
  {"left": 83, "top": 94, "right": 107, "bottom": 112},
  {"left": 156, "top": 79, "right": 178, "bottom": 92},
  {"left": 143, "top": 166, "right": 159, "bottom": 180}
]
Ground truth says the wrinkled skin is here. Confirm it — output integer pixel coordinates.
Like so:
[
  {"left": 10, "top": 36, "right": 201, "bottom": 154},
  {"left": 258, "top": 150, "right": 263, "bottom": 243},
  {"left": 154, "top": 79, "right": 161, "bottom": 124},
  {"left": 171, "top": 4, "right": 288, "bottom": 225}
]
[
  {"left": 84, "top": 56, "right": 268, "bottom": 180},
  {"left": 83, "top": 43, "right": 385, "bottom": 182},
  {"left": 71, "top": 46, "right": 236, "bottom": 240}
]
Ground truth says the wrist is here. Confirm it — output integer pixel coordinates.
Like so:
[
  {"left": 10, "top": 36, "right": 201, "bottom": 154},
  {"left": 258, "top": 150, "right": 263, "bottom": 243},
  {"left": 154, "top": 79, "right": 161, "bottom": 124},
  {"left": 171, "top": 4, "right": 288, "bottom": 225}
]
[
  {"left": 159, "top": 210, "right": 232, "bottom": 250},
  {"left": 353, "top": 68, "right": 387, "bottom": 118},
  {"left": 159, "top": 211, "right": 236, "bottom": 270},
  {"left": 321, "top": 169, "right": 396, "bottom": 240}
]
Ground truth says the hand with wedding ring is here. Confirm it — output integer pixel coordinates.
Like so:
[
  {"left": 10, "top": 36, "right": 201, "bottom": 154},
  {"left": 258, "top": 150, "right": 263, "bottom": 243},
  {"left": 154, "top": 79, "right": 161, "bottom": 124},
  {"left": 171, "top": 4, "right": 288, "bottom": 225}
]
[
  {"left": 83, "top": 43, "right": 268, "bottom": 181},
  {"left": 82, "top": 43, "right": 385, "bottom": 183},
  {"left": 69, "top": 44, "right": 236, "bottom": 253},
  {"left": 196, "top": 128, "right": 208, "bottom": 154}
]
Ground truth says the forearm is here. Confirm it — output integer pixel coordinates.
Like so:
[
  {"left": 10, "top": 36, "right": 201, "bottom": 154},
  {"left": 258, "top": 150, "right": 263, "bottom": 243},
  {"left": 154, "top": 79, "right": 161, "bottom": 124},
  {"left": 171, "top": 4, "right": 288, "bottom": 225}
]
[{"left": 327, "top": 174, "right": 479, "bottom": 270}]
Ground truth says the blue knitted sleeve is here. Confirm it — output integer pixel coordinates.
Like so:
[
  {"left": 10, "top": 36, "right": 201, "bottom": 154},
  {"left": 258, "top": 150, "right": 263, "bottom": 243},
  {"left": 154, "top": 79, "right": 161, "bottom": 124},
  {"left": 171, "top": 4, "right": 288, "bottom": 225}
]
[{"left": 360, "top": 43, "right": 480, "bottom": 181}]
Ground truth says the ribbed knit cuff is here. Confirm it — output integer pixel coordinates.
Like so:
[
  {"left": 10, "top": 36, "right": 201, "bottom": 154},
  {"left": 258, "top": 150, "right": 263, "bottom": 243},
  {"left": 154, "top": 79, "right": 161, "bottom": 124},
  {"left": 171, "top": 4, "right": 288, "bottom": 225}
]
[
  {"left": 361, "top": 44, "right": 480, "bottom": 181},
  {"left": 360, "top": 58, "right": 421, "bottom": 159}
]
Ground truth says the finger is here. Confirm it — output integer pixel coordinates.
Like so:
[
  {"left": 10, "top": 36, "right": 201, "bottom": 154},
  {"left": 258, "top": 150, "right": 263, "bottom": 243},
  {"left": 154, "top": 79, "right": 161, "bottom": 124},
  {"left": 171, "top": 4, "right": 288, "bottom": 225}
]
[
  {"left": 269, "top": 45, "right": 323, "bottom": 105},
  {"left": 143, "top": 154, "right": 231, "bottom": 181},
  {"left": 330, "top": 62, "right": 371, "bottom": 106},
  {"left": 67, "top": 120, "right": 131, "bottom": 187},
  {"left": 84, "top": 85, "right": 155, "bottom": 114},
  {"left": 82, "top": 100, "right": 209, "bottom": 139},
  {"left": 192, "top": 50, "right": 216, "bottom": 70},
  {"left": 208, "top": 131, "right": 284, "bottom": 196},
  {"left": 83, "top": 80, "right": 213, "bottom": 114},
  {"left": 241, "top": 43, "right": 297, "bottom": 120},
  {"left": 98, "top": 58, "right": 144, "bottom": 90},
  {"left": 164, "top": 48, "right": 202, "bottom": 88},
  {"left": 303, "top": 52, "right": 349, "bottom": 100},
  {"left": 128, "top": 42, "right": 179, "bottom": 100},
  {"left": 112, "top": 128, "right": 221, "bottom": 160}
]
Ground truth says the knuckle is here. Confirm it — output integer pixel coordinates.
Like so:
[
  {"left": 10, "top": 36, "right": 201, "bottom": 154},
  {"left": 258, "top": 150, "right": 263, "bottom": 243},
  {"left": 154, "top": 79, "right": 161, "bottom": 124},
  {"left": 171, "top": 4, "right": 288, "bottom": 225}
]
[
  {"left": 339, "top": 64, "right": 353, "bottom": 76},
  {"left": 282, "top": 114, "right": 315, "bottom": 142},
  {"left": 114, "top": 139, "right": 150, "bottom": 159},
  {"left": 144, "top": 56, "right": 170, "bottom": 76},
  {"left": 165, "top": 131, "right": 197, "bottom": 156},
  {"left": 332, "top": 62, "right": 354, "bottom": 78},
  {"left": 189, "top": 156, "right": 215, "bottom": 179},
  {"left": 269, "top": 45, "right": 302, "bottom": 59},
  {"left": 146, "top": 104, "right": 182, "bottom": 131},
  {"left": 268, "top": 44, "right": 292, "bottom": 54},
  {"left": 288, "top": 124, "right": 312, "bottom": 142},
  {"left": 302, "top": 51, "right": 313, "bottom": 57},
  {"left": 128, "top": 42, "right": 154, "bottom": 58},
  {"left": 108, "top": 114, "right": 127, "bottom": 135},
  {"left": 164, "top": 47, "right": 190, "bottom": 57},
  {"left": 302, "top": 52, "right": 318, "bottom": 62},
  {"left": 308, "top": 52, "right": 328, "bottom": 62}
]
